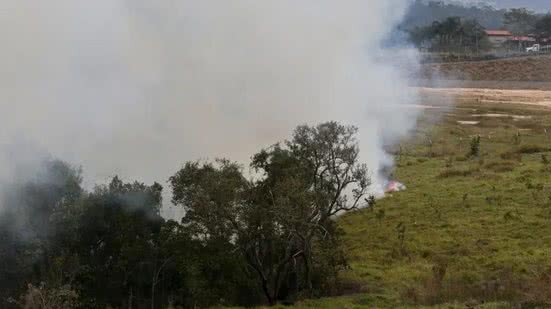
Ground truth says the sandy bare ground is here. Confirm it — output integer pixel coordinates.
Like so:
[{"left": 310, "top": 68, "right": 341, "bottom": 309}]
[{"left": 418, "top": 87, "right": 551, "bottom": 109}]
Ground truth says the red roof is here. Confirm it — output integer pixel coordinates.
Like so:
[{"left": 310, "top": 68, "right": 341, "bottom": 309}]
[
  {"left": 485, "top": 30, "right": 512, "bottom": 37},
  {"left": 510, "top": 36, "right": 536, "bottom": 42}
]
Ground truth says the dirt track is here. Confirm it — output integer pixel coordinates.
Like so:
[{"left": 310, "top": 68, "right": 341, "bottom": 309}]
[
  {"left": 418, "top": 55, "right": 551, "bottom": 108},
  {"left": 418, "top": 87, "right": 551, "bottom": 109}
]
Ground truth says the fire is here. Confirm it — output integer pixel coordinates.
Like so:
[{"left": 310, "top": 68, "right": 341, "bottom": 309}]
[{"left": 384, "top": 181, "right": 406, "bottom": 193}]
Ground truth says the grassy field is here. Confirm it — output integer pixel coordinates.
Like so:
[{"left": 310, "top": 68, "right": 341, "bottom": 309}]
[{"left": 288, "top": 99, "right": 551, "bottom": 308}]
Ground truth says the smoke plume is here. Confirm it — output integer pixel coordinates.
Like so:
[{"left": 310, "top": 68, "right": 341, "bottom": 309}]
[{"left": 1, "top": 1, "right": 422, "bottom": 217}]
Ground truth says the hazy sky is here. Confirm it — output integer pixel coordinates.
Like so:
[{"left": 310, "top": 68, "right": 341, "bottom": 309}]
[
  {"left": 494, "top": 0, "right": 550, "bottom": 12},
  {"left": 1, "top": 0, "right": 422, "bottom": 218},
  {"left": 453, "top": 0, "right": 551, "bottom": 12}
]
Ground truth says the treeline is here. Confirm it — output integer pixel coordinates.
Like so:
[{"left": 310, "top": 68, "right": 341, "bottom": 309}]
[
  {"left": 503, "top": 9, "right": 551, "bottom": 37},
  {"left": 404, "top": 0, "right": 551, "bottom": 56},
  {"left": 408, "top": 11, "right": 551, "bottom": 54},
  {"left": 0, "top": 122, "right": 373, "bottom": 308},
  {"left": 409, "top": 16, "right": 491, "bottom": 54},
  {"left": 401, "top": 0, "right": 506, "bottom": 30}
]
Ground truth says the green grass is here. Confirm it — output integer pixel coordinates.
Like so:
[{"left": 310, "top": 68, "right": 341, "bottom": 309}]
[{"left": 289, "top": 101, "right": 551, "bottom": 308}]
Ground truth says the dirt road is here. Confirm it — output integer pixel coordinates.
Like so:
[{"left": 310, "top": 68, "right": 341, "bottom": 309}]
[{"left": 418, "top": 87, "right": 551, "bottom": 109}]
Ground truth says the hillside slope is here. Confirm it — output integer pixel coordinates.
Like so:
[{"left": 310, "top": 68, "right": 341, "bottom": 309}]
[
  {"left": 286, "top": 100, "right": 551, "bottom": 308},
  {"left": 424, "top": 55, "right": 551, "bottom": 82}
]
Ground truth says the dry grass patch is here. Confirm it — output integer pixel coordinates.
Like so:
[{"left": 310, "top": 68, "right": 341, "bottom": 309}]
[
  {"left": 438, "top": 167, "right": 480, "bottom": 178},
  {"left": 516, "top": 145, "right": 551, "bottom": 154},
  {"left": 484, "top": 160, "right": 517, "bottom": 173}
]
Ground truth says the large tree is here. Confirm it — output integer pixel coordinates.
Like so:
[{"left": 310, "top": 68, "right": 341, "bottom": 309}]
[
  {"left": 535, "top": 14, "right": 551, "bottom": 39},
  {"left": 72, "top": 177, "right": 167, "bottom": 308},
  {"left": 409, "top": 16, "right": 490, "bottom": 54},
  {"left": 503, "top": 8, "right": 538, "bottom": 35},
  {"left": 0, "top": 122, "right": 372, "bottom": 307},
  {"left": 170, "top": 121, "right": 371, "bottom": 305},
  {"left": 0, "top": 160, "right": 83, "bottom": 308}
]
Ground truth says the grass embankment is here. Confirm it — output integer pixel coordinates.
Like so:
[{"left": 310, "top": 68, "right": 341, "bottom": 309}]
[
  {"left": 290, "top": 101, "right": 551, "bottom": 308},
  {"left": 424, "top": 54, "right": 551, "bottom": 82}
]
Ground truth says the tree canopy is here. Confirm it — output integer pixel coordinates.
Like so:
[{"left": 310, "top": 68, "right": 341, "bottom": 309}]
[
  {"left": 0, "top": 121, "right": 371, "bottom": 308},
  {"left": 409, "top": 16, "right": 491, "bottom": 54}
]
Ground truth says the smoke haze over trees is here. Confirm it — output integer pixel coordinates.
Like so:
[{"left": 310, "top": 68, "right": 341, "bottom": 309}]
[
  {"left": 404, "top": 1, "right": 551, "bottom": 57},
  {"left": 0, "top": 1, "right": 425, "bottom": 306},
  {"left": 0, "top": 122, "right": 372, "bottom": 308},
  {"left": 7, "top": 0, "right": 551, "bottom": 307},
  {"left": 402, "top": 1, "right": 507, "bottom": 29},
  {"left": 409, "top": 17, "right": 491, "bottom": 54},
  {"left": 402, "top": 0, "right": 550, "bottom": 31},
  {"left": 0, "top": 0, "right": 420, "bottom": 220}
]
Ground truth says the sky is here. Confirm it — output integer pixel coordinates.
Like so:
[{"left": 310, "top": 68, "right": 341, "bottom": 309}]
[
  {"left": 494, "top": 0, "right": 550, "bottom": 12},
  {"left": 0, "top": 0, "right": 422, "bottom": 218},
  {"left": 454, "top": 0, "right": 551, "bottom": 12}
]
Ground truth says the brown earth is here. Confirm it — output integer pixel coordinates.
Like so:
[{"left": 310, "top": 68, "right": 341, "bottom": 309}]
[
  {"left": 423, "top": 54, "right": 551, "bottom": 82},
  {"left": 418, "top": 87, "right": 551, "bottom": 109},
  {"left": 418, "top": 54, "right": 551, "bottom": 108}
]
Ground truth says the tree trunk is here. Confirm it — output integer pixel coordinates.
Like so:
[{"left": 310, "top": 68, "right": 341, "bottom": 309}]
[
  {"left": 128, "top": 287, "right": 133, "bottom": 309},
  {"left": 261, "top": 279, "right": 275, "bottom": 306},
  {"left": 151, "top": 272, "right": 156, "bottom": 309},
  {"left": 303, "top": 253, "right": 313, "bottom": 296}
]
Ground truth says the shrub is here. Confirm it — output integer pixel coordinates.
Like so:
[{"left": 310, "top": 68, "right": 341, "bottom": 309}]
[
  {"left": 542, "top": 154, "right": 550, "bottom": 165},
  {"left": 484, "top": 160, "right": 517, "bottom": 173},
  {"left": 501, "top": 151, "right": 522, "bottom": 162},
  {"left": 513, "top": 132, "right": 521, "bottom": 145},
  {"left": 516, "top": 145, "right": 551, "bottom": 154},
  {"left": 401, "top": 269, "right": 529, "bottom": 306},
  {"left": 455, "top": 156, "right": 468, "bottom": 162},
  {"left": 438, "top": 167, "right": 479, "bottom": 178},
  {"left": 469, "top": 135, "right": 481, "bottom": 157},
  {"left": 445, "top": 157, "right": 454, "bottom": 168},
  {"left": 12, "top": 283, "right": 80, "bottom": 309}
]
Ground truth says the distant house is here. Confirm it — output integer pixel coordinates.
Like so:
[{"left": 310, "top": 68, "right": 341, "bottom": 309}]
[
  {"left": 485, "top": 30, "right": 512, "bottom": 48},
  {"left": 510, "top": 36, "right": 536, "bottom": 43},
  {"left": 508, "top": 36, "right": 537, "bottom": 50}
]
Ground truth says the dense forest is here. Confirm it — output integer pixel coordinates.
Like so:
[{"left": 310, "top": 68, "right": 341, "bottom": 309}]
[
  {"left": 0, "top": 122, "right": 373, "bottom": 308},
  {"left": 401, "top": 1, "right": 507, "bottom": 30},
  {"left": 405, "top": 2, "right": 551, "bottom": 55},
  {"left": 408, "top": 16, "right": 491, "bottom": 54},
  {"left": 403, "top": 1, "right": 551, "bottom": 35}
]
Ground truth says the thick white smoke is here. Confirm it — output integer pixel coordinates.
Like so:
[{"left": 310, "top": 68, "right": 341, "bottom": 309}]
[{"left": 1, "top": 1, "right": 421, "bottom": 217}]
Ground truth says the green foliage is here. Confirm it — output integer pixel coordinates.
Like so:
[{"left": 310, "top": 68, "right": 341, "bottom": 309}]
[
  {"left": 485, "top": 160, "right": 517, "bottom": 173},
  {"left": 513, "top": 131, "right": 521, "bottom": 145},
  {"left": 0, "top": 122, "right": 372, "bottom": 308},
  {"left": 0, "top": 160, "right": 185, "bottom": 308},
  {"left": 409, "top": 17, "right": 491, "bottom": 54},
  {"left": 503, "top": 8, "right": 538, "bottom": 35},
  {"left": 516, "top": 144, "right": 551, "bottom": 154},
  {"left": 288, "top": 101, "right": 551, "bottom": 308},
  {"left": 542, "top": 154, "right": 550, "bottom": 165},
  {"left": 445, "top": 156, "right": 454, "bottom": 168},
  {"left": 469, "top": 135, "right": 481, "bottom": 157},
  {"left": 535, "top": 14, "right": 551, "bottom": 38},
  {"left": 402, "top": 0, "right": 506, "bottom": 30},
  {"left": 170, "top": 122, "right": 370, "bottom": 305},
  {"left": 11, "top": 283, "right": 80, "bottom": 309},
  {"left": 0, "top": 160, "right": 83, "bottom": 307},
  {"left": 4, "top": 101, "right": 551, "bottom": 308},
  {"left": 438, "top": 166, "right": 479, "bottom": 178},
  {"left": 395, "top": 222, "right": 408, "bottom": 257}
]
